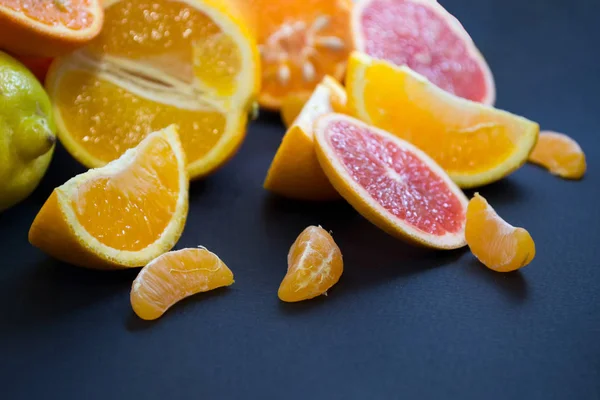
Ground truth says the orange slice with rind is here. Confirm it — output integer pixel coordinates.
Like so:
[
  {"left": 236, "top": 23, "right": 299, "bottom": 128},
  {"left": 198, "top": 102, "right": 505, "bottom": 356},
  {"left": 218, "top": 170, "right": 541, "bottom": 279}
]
[
  {"left": 528, "top": 131, "right": 586, "bottom": 179},
  {"left": 46, "top": 0, "right": 260, "bottom": 180},
  {"left": 29, "top": 125, "right": 189, "bottom": 270},
  {"left": 314, "top": 113, "right": 468, "bottom": 249},
  {"left": 264, "top": 77, "right": 347, "bottom": 201},
  {"left": 278, "top": 225, "right": 343, "bottom": 302},
  {"left": 251, "top": 0, "right": 354, "bottom": 110},
  {"left": 0, "top": 0, "right": 104, "bottom": 56},
  {"left": 466, "top": 193, "right": 535, "bottom": 272},
  {"left": 131, "top": 247, "right": 234, "bottom": 320},
  {"left": 347, "top": 52, "right": 539, "bottom": 188}
]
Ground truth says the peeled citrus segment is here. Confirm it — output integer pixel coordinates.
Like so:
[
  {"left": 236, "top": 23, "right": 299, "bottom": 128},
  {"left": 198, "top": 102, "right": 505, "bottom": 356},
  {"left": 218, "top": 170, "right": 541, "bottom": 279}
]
[
  {"left": 46, "top": 0, "right": 260, "bottom": 179},
  {"left": 29, "top": 125, "right": 189, "bottom": 270},
  {"left": 352, "top": 0, "right": 495, "bottom": 104},
  {"left": 314, "top": 113, "right": 468, "bottom": 249},
  {"left": 264, "top": 78, "right": 347, "bottom": 200},
  {"left": 280, "top": 76, "right": 347, "bottom": 128},
  {"left": 528, "top": 131, "right": 586, "bottom": 180},
  {"left": 131, "top": 247, "right": 234, "bottom": 320},
  {"left": 278, "top": 226, "right": 343, "bottom": 302},
  {"left": 466, "top": 193, "right": 535, "bottom": 272},
  {"left": 347, "top": 52, "right": 539, "bottom": 188},
  {"left": 250, "top": 0, "right": 353, "bottom": 109},
  {"left": 0, "top": 0, "right": 104, "bottom": 56}
]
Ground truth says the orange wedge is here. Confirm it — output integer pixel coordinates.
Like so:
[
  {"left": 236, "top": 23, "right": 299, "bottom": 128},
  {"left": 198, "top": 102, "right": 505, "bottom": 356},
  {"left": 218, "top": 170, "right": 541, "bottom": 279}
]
[
  {"left": 528, "top": 131, "right": 586, "bottom": 179},
  {"left": 131, "top": 247, "right": 234, "bottom": 320},
  {"left": 46, "top": 0, "right": 260, "bottom": 179},
  {"left": 347, "top": 52, "right": 539, "bottom": 188},
  {"left": 466, "top": 193, "right": 535, "bottom": 272},
  {"left": 250, "top": 0, "right": 354, "bottom": 109},
  {"left": 29, "top": 126, "right": 189, "bottom": 270},
  {"left": 0, "top": 0, "right": 104, "bottom": 56},
  {"left": 278, "top": 225, "right": 343, "bottom": 302},
  {"left": 264, "top": 77, "right": 347, "bottom": 200}
]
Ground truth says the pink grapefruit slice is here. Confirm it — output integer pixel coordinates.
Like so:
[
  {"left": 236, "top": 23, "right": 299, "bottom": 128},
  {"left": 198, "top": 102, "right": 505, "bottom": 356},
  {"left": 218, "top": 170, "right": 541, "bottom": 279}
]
[
  {"left": 352, "top": 0, "right": 495, "bottom": 105},
  {"left": 314, "top": 113, "right": 468, "bottom": 249}
]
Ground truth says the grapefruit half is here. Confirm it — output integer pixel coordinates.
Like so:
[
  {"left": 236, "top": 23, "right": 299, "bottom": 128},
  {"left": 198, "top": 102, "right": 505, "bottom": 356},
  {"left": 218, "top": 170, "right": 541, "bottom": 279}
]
[
  {"left": 352, "top": 0, "right": 495, "bottom": 105},
  {"left": 314, "top": 113, "right": 468, "bottom": 249}
]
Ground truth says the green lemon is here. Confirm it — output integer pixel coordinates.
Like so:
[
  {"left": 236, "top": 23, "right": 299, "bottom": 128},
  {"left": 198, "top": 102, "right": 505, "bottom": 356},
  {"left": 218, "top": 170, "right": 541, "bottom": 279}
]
[{"left": 0, "top": 51, "right": 56, "bottom": 212}]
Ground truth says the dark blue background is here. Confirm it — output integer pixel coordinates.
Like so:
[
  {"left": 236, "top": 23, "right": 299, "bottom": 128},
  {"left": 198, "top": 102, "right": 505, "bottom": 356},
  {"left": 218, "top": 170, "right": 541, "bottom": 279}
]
[{"left": 2, "top": 0, "right": 599, "bottom": 398}]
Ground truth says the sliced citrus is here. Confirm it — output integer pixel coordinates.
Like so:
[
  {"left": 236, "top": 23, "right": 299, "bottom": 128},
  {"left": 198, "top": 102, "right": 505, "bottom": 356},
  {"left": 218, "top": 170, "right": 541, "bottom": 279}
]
[
  {"left": 264, "top": 78, "right": 347, "bottom": 200},
  {"left": 280, "top": 75, "right": 347, "bottom": 128},
  {"left": 314, "top": 113, "right": 468, "bottom": 249},
  {"left": 131, "top": 247, "right": 234, "bottom": 320},
  {"left": 466, "top": 193, "right": 535, "bottom": 272},
  {"left": 347, "top": 52, "right": 539, "bottom": 188},
  {"left": 352, "top": 0, "right": 495, "bottom": 104},
  {"left": 278, "top": 225, "right": 343, "bottom": 302},
  {"left": 528, "top": 131, "right": 586, "bottom": 179},
  {"left": 29, "top": 125, "right": 189, "bottom": 270},
  {"left": 0, "top": 0, "right": 104, "bottom": 56},
  {"left": 46, "top": 0, "right": 260, "bottom": 179},
  {"left": 250, "top": 0, "right": 353, "bottom": 109}
]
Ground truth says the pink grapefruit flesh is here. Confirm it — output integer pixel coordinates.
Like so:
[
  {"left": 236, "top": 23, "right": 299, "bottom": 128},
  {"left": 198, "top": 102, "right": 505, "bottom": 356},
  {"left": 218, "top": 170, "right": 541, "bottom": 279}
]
[
  {"left": 352, "top": 0, "right": 495, "bottom": 105},
  {"left": 314, "top": 114, "right": 468, "bottom": 249}
]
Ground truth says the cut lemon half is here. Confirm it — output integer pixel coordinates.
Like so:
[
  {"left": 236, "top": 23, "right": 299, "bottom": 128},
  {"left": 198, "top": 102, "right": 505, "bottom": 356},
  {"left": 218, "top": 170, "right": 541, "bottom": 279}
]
[
  {"left": 29, "top": 125, "right": 189, "bottom": 270},
  {"left": 347, "top": 52, "right": 539, "bottom": 188},
  {"left": 46, "top": 0, "right": 260, "bottom": 179}
]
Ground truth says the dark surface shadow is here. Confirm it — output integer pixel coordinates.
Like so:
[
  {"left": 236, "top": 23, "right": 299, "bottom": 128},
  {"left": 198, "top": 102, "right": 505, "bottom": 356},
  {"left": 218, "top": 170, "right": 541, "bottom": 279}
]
[
  {"left": 188, "top": 178, "right": 210, "bottom": 200},
  {"left": 464, "top": 257, "right": 529, "bottom": 302},
  {"left": 254, "top": 109, "right": 283, "bottom": 127},
  {"left": 125, "top": 286, "right": 233, "bottom": 331},
  {"left": 463, "top": 178, "right": 527, "bottom": 206}
]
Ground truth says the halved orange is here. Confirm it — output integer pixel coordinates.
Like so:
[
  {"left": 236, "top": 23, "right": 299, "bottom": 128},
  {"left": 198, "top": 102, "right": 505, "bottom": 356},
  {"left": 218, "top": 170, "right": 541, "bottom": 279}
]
[
  {"left": 466, "top": 193, "right": 535, "bottom": 272},
  {"left": 29, "top": 125, "right": 189, "bottom": 270},
  {"left": 131, "top": 247, "right": 234, "bottom": 320},
  {"left": 250, "top": 0, "right": 354, "bottom": 109},
  {"left": 46, "top": 0, "right": 260, "bottom": 179},
  {"left": 264, "top": 77, "right": 347, "bottom": 200},
  {"left": 347, "top": 52, "right": 539, "bottom": 188},
  {"left": 528, "top": 131, "right": 586, "bottom": 179},
  {"left": 278, "top": 225, "right": 343, "bottom": 302},
  {"left": 0, "top": 0, "right": 104, "bottom": 56}
]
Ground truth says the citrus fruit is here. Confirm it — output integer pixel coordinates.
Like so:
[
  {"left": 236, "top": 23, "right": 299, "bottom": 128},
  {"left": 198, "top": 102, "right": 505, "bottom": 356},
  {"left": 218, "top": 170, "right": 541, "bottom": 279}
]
[
  {"left": 528, "top": 131, "right": 586, "bottom": 180},
  {"left": 280, "top": 75, "right": 347, "bottom": 128},
  {"left": 250, "top": 0, "right": 353, "bottom": 109},
  {"left": 0, "top": 0, "right": 104, "bottom": 57},
  {"left": 278, "top": 225, "right": 343, "bottom": 302},
  {"left": 264, "top": 78, "right": 347, "bottom": 200},
  {"left": 0, "top": 51, "right": 56, "bottom": 212},
  {"left": 29, "top": 125, "right": 189, "bottom": 270},
  {"left": 314, "top": 113, "right": 468, "bottom": 249},
  {"left": 352, "top": 0, "right": 495, "bottom": 104},
  {"left": 46, "top": 0, "right": 260, "bottom": 179},
  {"left": 12, "top": 55, "right": 53, "bottom": 82},
  {"left": 131, "top": 247, "right": 234, "bottom": 320},
  {"left": 466, "top": 193, "right": 535, "bottom": 272},
  {"left": 347, "top": 52, "right": 539, "bottom": 188}
]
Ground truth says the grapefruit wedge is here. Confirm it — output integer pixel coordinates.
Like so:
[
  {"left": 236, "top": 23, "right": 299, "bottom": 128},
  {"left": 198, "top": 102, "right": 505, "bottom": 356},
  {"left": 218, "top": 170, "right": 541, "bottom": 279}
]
[
  {"left": 352, "top": 0, "right": 495, "bottom": 104},
  {"left": 314, "top": 114, "right": 468, "bottom": 249},
  {"left": 347, "top": 52, "right": 539, "bottom": 188}
]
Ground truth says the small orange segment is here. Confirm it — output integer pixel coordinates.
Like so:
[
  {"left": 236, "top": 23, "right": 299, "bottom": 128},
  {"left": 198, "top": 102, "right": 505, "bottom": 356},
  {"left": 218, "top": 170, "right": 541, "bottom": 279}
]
[
  {"left": 131, "top": 247, "right": 234, "bottom": 320},
  {"left": 29, "top": 125, "right": 189, "bottom": 270},
  {"left": 0, "top": 0, "right": 104, "bottom": 56},
  {"left": 250, "top": 0, "right": 354, "bottom": 109},
  {"left": 278, "top": 226, "right": 343, "bottom": 302},
  {"left": 465, "top": 193, "right": 535, "bottom": 273},
  {"left": 528, "top": 131, "right": 586, "bottom": 179}
]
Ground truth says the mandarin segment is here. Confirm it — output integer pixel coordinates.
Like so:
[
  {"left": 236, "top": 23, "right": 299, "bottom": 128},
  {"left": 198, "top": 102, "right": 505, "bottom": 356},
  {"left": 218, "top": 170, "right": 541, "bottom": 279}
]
[
  {"left": 528, "top": 131, "right": 586, "bottom": 179},
  {"left": 346, "top": 52, "right": 539, "bottom": 188},
  {"left": 465, "top": 193, "right": 535, "bottom": 272},
  {"left": 28, "top": 126, "right": 189, "bottom": 269},
  {"left": 278, "top": 226, "right": 343, "bottom": 302},
  {"left": 131, "top": 248, "right": 234, "bottom": 320}
]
